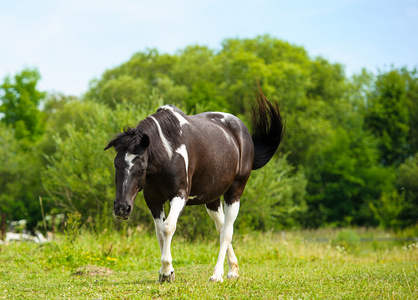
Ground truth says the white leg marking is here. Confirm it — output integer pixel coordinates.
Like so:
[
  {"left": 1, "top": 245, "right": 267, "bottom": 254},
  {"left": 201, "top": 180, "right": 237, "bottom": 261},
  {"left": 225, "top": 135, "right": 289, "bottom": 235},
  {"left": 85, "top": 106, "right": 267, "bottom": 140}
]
[
  {"left": 206, "top": 203, "right": 224, "bottom": 233},
  {"left": 150, "top": 116, "right": 173, "bottom": 159},
  {"left": 175, "top": 144, "right": 189, "bottom": 185},
  {"left": 209, "top": 201, "right": 240, "bottom": 282},
  {"left": 160, "top": 196, "right": 186, "bottom": 281},
  {"left": 154, "top": 210, "right": 165, "bottom": 254}
]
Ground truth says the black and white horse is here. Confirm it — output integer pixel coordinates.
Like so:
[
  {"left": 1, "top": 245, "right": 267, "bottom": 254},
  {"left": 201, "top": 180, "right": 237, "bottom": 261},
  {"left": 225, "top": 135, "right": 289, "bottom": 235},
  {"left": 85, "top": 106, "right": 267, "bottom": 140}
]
[{"left": 105, "top": 88, "right": 285, "bottom": 283}]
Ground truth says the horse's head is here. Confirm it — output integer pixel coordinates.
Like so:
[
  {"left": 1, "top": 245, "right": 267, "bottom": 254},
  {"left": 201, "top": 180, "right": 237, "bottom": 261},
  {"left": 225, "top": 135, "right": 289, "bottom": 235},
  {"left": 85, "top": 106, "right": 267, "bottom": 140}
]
[{"left": 104, "top": 128, "right": 150, "bottom": 220}]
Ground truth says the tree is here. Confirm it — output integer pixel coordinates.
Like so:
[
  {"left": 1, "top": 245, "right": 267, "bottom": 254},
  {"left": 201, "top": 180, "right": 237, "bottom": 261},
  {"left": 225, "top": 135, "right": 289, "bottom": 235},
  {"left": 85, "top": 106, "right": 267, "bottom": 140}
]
[
  {"left": 365, "top": 70, "right": 410, "bottom": 165},
  {"left": 395, "top": 154, "right": 418, "bottom": 227},
  {"left": 402, "top": 68, "right": 418, "bottom": 156},
  {"left": 0, "top": 68, "right": 46, "bottom": 141},
  {"left": 0, "top": 123, "right": 44, "bottom": 229}
]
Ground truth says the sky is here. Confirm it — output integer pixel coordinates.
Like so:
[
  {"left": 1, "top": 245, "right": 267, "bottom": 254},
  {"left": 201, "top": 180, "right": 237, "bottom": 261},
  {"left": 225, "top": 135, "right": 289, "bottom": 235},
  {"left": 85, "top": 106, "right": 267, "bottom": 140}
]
[{"left": 1, "top": 0, "right": 417, "bottom": 96}]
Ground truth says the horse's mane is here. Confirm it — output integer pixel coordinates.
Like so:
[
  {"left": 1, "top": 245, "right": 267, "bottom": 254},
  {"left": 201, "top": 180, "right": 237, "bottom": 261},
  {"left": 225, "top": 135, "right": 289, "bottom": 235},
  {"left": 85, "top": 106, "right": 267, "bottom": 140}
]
[
  {"left": 104, "top": 126, "right": 142, "bottom": 153},
  {"left": 105, "top": 110, "right": 182, "bottom": 166}
]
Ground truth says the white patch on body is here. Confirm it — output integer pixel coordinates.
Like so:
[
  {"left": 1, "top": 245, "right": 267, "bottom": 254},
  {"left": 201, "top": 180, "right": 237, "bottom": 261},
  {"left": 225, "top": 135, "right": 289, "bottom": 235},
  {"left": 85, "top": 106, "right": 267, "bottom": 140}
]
[
  {"left": 159, "top": 105, "right": 190, "bottom": 127},
  {"left": 175, "top": 144, "right": 189, "bottom": 185},
  {"left": 218, "top": 126, "right": 234, "bottom": 144},
  {"left": 215, "top": 124, "right": 239, "bottom": 172},
  {"left": 216, "top": 112, "right": 234, "bottom": 120},
  {"left": 212, "top": 113, "right": 241, "bottom": 173},
  {"left": 150, "top": 116, "right": 173, "bottom": 159},
  {"left": 173, "top": 112, "right": 189, "bottom": 127}
]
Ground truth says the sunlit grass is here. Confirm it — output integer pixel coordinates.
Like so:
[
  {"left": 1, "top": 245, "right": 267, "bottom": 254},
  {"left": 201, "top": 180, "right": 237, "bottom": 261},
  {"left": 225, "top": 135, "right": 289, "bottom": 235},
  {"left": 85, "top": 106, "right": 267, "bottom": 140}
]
[{"left": 0, "top": 228, "right": 417, "bottom": 299}]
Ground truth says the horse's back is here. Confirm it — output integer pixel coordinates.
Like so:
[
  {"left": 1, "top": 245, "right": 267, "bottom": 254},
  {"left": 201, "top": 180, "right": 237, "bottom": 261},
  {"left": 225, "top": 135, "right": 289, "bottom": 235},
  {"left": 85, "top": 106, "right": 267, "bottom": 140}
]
[{"left": 193, "top": 111, "right": 254, "bottom": 175}]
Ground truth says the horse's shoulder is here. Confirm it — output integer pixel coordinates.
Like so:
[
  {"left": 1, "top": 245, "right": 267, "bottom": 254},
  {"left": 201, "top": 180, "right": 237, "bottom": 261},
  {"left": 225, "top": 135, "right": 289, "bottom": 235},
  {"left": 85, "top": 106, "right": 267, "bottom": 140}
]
[{"left": 156, "top": 105, "right": 190, "bottom": 128}]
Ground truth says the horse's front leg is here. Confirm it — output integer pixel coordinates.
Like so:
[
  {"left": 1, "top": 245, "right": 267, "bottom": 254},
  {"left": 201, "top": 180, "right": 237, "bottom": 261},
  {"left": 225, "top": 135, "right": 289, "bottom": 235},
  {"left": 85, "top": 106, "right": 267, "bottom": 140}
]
[
  {"left": 158, "top": 195, "right": 186, "bottom": 283},
  {"left": 153, "top": 208, "right": 165, "bottom": 255}
]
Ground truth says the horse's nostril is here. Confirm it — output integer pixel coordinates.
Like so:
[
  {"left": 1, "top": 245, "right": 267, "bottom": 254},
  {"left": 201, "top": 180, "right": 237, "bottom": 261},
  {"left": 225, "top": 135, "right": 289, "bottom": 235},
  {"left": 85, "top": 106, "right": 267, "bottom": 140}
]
[{"left": 126, "top": 205, "right": 132, "bottom": 214}]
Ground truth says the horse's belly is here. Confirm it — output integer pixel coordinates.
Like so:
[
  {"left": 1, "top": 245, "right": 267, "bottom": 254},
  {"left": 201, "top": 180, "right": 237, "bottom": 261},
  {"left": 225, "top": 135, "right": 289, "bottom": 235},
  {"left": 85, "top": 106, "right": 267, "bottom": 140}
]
[{"left": 186, "top": 170, "right": 236, "bottom": 205}]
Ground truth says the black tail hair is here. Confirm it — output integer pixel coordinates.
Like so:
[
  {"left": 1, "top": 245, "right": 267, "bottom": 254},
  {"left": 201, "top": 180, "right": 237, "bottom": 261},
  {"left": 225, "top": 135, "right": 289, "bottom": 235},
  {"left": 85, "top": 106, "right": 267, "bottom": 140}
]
[{"left": 251, "top": 85, "right": 286, "bottom": 170}]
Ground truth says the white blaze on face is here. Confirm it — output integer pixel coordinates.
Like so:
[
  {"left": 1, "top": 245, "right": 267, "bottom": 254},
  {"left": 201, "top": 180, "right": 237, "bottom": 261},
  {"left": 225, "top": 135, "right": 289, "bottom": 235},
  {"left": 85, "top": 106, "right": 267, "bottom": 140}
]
[
  {"left": 124, "top": 152, "right": 137, "bottom": 188},
  {"left": 125, "top": 152, "right": 137, "bottom": 171},
  {"left": 175, "top": 144, "right": 189, "bottom": 185}
]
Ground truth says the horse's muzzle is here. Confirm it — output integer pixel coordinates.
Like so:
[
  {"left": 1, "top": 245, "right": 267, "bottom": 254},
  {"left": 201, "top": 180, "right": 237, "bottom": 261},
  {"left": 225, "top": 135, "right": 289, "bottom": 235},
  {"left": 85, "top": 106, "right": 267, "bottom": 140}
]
[{"left": 114, "top": 202, "right": 132, "bottom": 220}]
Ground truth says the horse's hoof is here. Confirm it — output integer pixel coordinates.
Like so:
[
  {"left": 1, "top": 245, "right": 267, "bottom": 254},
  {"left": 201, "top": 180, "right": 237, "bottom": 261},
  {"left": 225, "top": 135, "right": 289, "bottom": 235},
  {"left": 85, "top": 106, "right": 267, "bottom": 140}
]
[
  {"left": 227, "top": 273, "right": 239, "bottom": 280},
  {"left": 159, "top": 270, "right": 175, "bottom": 283},
  {"left": 209, "top": 275, "right": 224, "bottom": 283}
]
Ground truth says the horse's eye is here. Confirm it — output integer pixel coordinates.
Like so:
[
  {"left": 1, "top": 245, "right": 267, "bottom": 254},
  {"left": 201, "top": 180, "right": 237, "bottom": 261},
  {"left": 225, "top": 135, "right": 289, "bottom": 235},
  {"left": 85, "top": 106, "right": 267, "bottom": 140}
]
[{"left": 140, "top": 169, "right": 145, "bottom": 173}]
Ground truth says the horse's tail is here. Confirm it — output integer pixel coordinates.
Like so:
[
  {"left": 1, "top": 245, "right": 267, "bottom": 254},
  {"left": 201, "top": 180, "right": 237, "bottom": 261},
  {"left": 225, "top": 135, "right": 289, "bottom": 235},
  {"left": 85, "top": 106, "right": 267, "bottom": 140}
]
[{"left": 251, "top": 86, "right": 286, "bottom": 170}]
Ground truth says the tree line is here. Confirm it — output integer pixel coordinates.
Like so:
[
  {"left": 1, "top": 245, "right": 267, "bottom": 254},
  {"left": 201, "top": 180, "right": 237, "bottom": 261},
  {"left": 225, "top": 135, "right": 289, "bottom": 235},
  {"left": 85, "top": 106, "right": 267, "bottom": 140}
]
[{"left": 1, "top": 35, "right": 417, "bottom": 236}]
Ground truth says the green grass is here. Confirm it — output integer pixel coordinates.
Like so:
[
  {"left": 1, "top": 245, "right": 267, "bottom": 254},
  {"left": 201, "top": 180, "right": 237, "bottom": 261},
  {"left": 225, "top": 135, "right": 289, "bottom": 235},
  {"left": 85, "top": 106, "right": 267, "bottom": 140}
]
[{"left": 0, "top": 228, "right": 417, "bottom": 299}]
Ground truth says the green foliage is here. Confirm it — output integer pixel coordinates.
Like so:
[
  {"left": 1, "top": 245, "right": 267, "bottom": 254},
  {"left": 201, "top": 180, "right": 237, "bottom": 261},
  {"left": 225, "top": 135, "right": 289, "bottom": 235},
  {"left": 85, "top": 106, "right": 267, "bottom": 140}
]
[
  {"left": 1, "top": 36, "right": 418, "bottom": 234},
  {"left": 332, "top": 229, "right": 360, "bottom": 253},
  {"left": 0, "top": 68, "right": 46, "bottom": 141},
  {"left": 370, "top": 190, "right": 406, "bottom": 230},
  {"left": 395, "top": 153, "right": 418, "bottom": 227},
  {"left": 0, "top": 123, "right": 44, "bottom": 228},
  {"left": 64, "top": 211, "right": 82, "bottom": 242},
  {"left": 404, "top": 68, "right": 418, "bottom": 155},
  {"left": 185, "top": 81, "right": 229, "bottom": 114},
  {"left": 239, "top": 155, "right": 307, "bottom": 231},
  {"left": 365, "top": 70, "right": 410, "bottom": 165}
]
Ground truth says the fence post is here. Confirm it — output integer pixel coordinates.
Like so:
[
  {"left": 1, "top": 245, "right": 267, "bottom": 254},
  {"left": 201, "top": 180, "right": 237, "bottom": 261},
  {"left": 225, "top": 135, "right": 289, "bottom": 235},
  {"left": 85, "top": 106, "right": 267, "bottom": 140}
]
[
  {"left": 1, "top": 213, "right": 5, "bottom": 241},
  {"left": 39, "top": 196, "right": 47, "bottom": 234}
]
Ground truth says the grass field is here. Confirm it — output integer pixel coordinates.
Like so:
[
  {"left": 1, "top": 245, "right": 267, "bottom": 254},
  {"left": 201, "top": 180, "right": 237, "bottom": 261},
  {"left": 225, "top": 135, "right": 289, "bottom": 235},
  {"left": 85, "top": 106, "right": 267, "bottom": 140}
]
[{"left": 0, "top": 228, "right": 417, "bottom": 299}]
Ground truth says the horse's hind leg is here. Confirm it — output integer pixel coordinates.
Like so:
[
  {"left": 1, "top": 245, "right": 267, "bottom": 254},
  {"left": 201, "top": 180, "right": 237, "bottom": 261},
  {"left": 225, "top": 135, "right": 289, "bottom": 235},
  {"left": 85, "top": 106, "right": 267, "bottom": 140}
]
[{"left": 206, "top": 197, "right": 240, "bottom": 282}]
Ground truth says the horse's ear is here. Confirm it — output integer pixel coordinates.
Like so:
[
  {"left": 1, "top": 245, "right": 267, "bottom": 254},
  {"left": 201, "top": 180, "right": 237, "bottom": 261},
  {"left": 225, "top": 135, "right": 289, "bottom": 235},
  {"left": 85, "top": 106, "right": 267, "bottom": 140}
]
[
  {"left": 104, "top": 139, "right": 116, "bottom": 151},
  {"left": 140, "top": 134, "right": 150, "bottom": 149}
]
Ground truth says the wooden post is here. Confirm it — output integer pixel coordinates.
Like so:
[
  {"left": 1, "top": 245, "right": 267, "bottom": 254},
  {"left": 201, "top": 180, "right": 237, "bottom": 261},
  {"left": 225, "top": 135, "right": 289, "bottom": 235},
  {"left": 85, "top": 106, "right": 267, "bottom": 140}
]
[
  {"left": 52, "top": 215, "right": 56, "bottom": 233},
  {"left": 39, "top": 196, "right": 47, "bottom": 233},
  {"left": 1, "top": 213, "right": 5, "bottom": 241}
]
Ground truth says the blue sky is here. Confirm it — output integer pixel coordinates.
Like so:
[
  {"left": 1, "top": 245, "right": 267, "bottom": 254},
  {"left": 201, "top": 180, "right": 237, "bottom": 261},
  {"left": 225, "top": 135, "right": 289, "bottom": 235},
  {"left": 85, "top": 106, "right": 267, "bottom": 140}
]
[{"left": 1, "top": 0, "right": 417, "bottom": 96}]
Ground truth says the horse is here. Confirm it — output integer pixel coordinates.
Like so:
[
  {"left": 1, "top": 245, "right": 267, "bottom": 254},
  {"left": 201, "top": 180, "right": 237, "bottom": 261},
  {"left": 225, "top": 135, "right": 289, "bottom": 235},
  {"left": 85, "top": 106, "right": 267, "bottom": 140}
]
[{"left": 104, "top": 88, "right": 285, "bottom": 283}]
